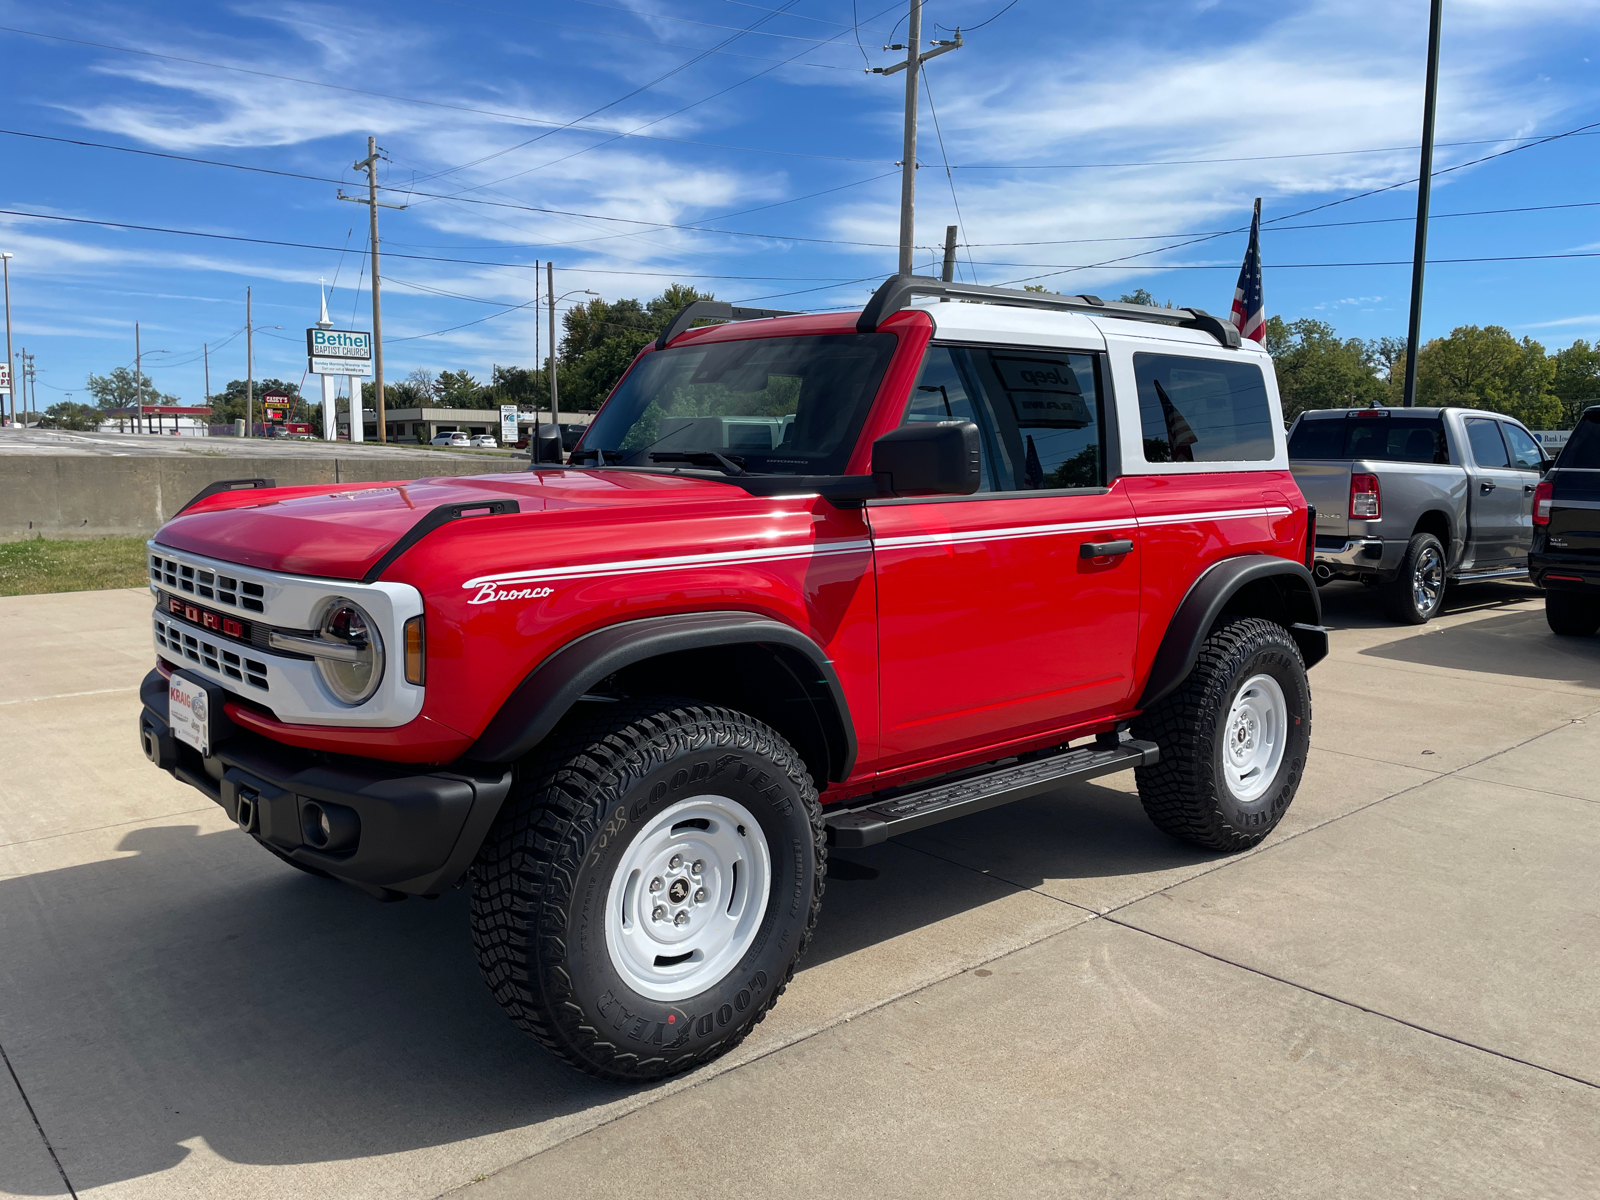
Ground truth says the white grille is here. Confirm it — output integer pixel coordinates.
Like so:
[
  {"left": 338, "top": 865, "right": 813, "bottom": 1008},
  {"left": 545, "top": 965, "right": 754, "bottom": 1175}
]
[
  {"left": 149, "top": 553, "right": 266, "bottom": 613},
  {"left": 154, "top": 616, "right": 270, "bottom": 691}
]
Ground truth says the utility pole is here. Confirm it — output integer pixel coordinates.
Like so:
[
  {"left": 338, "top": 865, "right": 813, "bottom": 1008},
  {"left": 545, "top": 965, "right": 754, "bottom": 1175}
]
[
  {"left": 1402, "top": 0, "right": 1443, "bottom": 408},
  {"left": 872, "top": 5, "right": 963, "bottom": 277},
  {"left": 246, "top": 287, "right": 254, "bottom": 436},
  {"left": 203, "top": 343, "right": 210, "bottom": 414},
  {"left": 548, "top": 261, "right": 559, "bottom": 436},
  {"left": 135, "top": 321, "right": 143, "bottom": 415},
  {"left": 340, "top": 136, "right": 406, "bottom": 443},
  {"left": 3, "top": 252, "right": 13, "bottom": 428},
  {"left": 940, "top": 224, "right": 958, "bottom": 283}
]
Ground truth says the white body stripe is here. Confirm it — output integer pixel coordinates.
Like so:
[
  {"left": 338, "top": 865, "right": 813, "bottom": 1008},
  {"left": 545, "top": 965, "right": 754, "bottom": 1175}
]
[{"left": 461, "top": 507, "right": 1293, "bottom": 590}]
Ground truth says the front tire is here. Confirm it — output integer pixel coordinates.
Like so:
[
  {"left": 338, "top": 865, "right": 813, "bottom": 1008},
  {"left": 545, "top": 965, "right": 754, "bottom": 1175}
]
[
  {"left": 470, "top": 700, "right": 825, "bottom": 1083},
  {"left": 1546, "top": 590, "right": 1600, "bottom": 637},
  {"left": 1383, "top": 533, "right": 1447, "bottom": 624},
  {"left": 1132, "top": 618, "right": 1312, "bottom": 852}
]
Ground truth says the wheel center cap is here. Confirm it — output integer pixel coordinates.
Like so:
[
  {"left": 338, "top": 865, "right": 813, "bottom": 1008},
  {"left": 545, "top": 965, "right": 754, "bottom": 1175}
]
[{"left": 667, "top": 878, "right": 690, "bottom": 904}]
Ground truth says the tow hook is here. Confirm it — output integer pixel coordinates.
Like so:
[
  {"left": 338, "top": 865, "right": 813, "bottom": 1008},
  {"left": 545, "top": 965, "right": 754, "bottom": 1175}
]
[{"left": 236, "top": 787, "right": 260, "bottom": 833}]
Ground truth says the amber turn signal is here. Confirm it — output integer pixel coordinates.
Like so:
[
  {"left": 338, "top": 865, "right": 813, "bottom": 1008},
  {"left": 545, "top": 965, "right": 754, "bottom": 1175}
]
[{"left": 404, "top": 615, "right": 426, "bottom": 685}]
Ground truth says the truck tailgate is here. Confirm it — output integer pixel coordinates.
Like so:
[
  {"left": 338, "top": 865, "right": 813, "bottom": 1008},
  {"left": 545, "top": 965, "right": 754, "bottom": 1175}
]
[{"left": 1290, "top": 462, "right": 1350, "bottom": 541}]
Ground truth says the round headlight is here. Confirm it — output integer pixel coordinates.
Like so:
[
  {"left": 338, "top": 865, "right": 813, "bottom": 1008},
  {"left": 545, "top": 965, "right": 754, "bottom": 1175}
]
[{"left": 316, "top": 598, "right": 384, "bottom": 705}]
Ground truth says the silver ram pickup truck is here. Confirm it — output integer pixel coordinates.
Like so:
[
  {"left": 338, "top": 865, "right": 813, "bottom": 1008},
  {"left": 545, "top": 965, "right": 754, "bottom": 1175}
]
[{"left": 1288, "top": 406, "right": 1551, "bottom": 623}]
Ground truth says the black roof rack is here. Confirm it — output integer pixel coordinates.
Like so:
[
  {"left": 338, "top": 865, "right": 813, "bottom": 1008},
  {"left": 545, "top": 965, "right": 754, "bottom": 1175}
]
[
  {"left": 655, "top": 300, "right": 799, "bottom": 351},
  {"left": 855, "top": 275, "right": 1242, "bottom": 349}
]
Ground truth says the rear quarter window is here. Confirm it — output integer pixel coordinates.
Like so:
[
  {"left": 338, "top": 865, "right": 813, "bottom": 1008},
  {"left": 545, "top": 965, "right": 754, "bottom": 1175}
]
[
  {"left": 1287, "top": 418, "right": 1344, "bottom": 459},
  {"left": 1557, "top": 410, "right": 1600, "bottom": 468},
  {"left": 1135, "top": 353, "right": 1274, "bottom": 463}
]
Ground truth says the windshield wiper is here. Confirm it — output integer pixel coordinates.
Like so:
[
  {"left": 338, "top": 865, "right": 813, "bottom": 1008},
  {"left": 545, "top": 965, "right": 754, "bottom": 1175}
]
[{"left": 648, "top": 451, "right": 748, "bottom": 477}]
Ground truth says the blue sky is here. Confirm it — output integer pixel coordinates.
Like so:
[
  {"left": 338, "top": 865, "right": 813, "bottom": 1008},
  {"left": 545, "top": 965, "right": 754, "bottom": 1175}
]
[{"left": 2, "top": 0, "right": 1599, "bottom": 407}]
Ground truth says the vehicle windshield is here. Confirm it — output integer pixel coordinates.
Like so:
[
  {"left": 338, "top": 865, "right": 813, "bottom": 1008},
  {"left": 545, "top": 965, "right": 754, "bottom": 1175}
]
[{"left": 575, "top": 332, "right": 898, "bottom": 476}]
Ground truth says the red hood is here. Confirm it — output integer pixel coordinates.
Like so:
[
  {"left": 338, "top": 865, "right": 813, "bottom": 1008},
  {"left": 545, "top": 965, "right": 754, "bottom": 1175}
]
[{"left": 153, "top": 469, "right": 750, "bottom": 580}]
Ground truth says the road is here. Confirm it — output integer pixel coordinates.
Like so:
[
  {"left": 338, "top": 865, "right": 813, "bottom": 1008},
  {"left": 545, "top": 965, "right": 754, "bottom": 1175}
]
[
  {"left": 0, "top": 427, "right": 520, "bottom": 460},
  {"left": 0, "top": 581, "right": 1596, "bottom": 1198}
]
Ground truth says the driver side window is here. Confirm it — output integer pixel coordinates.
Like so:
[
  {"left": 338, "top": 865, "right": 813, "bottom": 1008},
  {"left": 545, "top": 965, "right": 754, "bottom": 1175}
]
[{"left": 905, "top": 344, "right": 1106, "bottom": 492}]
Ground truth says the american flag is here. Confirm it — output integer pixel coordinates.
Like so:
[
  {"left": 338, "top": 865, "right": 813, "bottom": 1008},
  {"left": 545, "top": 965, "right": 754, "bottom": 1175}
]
[{"left": 1230, "top": 197, "right": 1265, "bottom": 343}]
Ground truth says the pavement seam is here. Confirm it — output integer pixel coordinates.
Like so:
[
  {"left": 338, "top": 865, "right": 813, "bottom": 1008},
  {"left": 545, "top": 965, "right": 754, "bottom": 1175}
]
[
  {"left": 0, "top": 686, "right": 140, "bottom": 707},
  {"left": 0, "top": 805, "right": 220, "bottom": 851},
  {"left": 0, "top": 1037, "right": 78, "bottom": 1199},
  {"left": 1097, "top": 914, "right": 1600, "bottom": 1091},
  {"left": 1337, "top": 654, "right": 1597, "bottom": 699},
  {"left": 438, "top": 915, "right": 1099, "bottom": 1197}
]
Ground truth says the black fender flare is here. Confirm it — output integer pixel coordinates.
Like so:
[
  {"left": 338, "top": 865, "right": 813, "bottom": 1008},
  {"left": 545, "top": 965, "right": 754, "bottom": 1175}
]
[
  {"left": 469, "top": 611, "right": 857, "bottom": 781},
  {"left": 1138, "top": 555, "right": 1327, "bottom": 711}
]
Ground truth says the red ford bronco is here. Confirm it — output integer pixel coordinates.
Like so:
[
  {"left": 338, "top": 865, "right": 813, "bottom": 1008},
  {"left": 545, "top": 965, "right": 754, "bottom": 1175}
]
[{"left": 138, "top": 276, "right": 1326, "bottom": 1082}]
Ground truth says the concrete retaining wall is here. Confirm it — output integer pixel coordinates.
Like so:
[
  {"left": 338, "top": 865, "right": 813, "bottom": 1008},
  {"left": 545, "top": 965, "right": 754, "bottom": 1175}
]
[{"left": 1, "top": 455, "right": 524, "bottom": 541}]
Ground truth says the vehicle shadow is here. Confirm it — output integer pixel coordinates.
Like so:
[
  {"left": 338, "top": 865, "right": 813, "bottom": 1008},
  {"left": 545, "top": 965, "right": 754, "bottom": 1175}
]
[
  {"left": 1356, "top": 607, "right": 1600, "bottom": 690},
  {"left": 0, "top": 779, "right": 1203, "bottom": 1194},
  {"left": 1316, "top": 578, "right": 1541, "bottom": 628}
]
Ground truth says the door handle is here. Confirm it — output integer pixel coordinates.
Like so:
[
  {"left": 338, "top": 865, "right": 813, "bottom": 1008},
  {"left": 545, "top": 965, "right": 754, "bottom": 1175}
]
[
  {"left": 1080, "top": 539, "right": 1134, "bottom": 559},
  {"left": 1480, "top": 481, "right": 1496, "bottom": 494},
  {"left": 1524, "top": 484, "right": 1536, "bottom": 495}
]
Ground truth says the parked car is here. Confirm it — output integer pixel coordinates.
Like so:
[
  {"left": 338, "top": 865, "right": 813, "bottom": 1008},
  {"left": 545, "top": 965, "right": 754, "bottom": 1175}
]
[
  {"left": 1531, "top": 404, "right": 1600, "bottom": 636},
  {"left": 469, "top": 434, "right": 498, "bottom": 448},
  {"left": 430, "top": 431, "right": 470, "bottom": 447},
  {"left": 1289, "top": 406, "right": 1550, "bottom": 623},
  {"left": 138, "top": 277, "right": 1326, "bottom": 1084}
]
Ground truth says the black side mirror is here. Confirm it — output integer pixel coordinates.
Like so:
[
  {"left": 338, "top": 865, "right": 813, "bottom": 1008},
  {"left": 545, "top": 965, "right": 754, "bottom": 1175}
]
[{"left": 871, "top": 421, "right": 981, "bottom": 496}]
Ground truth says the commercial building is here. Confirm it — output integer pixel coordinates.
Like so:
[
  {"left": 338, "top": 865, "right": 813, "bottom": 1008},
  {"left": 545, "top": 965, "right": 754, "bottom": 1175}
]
[{"left": 377, "top": 408, "right": 594, "bottom": 444}]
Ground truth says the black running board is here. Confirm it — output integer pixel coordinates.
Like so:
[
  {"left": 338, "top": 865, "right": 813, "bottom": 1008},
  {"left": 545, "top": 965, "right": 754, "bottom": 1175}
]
[{"left": 825, "top": 737, "right": 1159, "bottom": 849}]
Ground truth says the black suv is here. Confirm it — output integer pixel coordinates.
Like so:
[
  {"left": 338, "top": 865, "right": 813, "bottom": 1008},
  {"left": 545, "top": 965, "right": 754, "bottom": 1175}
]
[{"left": 1531, "top": 405, "right": 1600, "bottom": 636}]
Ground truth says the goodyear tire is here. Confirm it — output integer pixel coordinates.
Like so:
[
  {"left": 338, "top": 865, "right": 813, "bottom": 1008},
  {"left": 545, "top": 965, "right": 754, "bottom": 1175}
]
[
  {"left": 1132, "top": 618, "right": 1311, "bottom": 852},
  {"left": 470, "top": 700, "right": 825, "bottom": 1083},
  {"left": 1546, "top": 590, "right": 1600, "bottom": 637},
  {"left": 1383, "top": 532, "right": 1447, "bottom": 624}
]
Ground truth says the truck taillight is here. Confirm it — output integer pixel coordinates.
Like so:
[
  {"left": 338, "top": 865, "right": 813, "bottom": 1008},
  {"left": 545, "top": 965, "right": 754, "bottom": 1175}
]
[
  {"left": 1350, "top": 473, "right": 1381, "bottom": 521},
  {"left": 1532, "top": 480, "right": 1554, "bottom": 526}
]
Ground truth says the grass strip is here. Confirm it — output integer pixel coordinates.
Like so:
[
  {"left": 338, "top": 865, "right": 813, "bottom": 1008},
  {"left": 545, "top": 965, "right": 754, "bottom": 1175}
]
[{"left": 0, "top": 536, "right": 150, "bottom": 596}]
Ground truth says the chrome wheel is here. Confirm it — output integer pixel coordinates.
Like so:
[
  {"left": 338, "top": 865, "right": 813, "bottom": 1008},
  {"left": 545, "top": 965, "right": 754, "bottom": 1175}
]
[
  {"left": 1222, "top": 673, "right": 1288, "bottom": 803},
  {"left": 1412, "top": 544, "right": 1445, "bottom": 615},
  {"left": 604, "top": 794, "right": 771, "bottom": 1002}
]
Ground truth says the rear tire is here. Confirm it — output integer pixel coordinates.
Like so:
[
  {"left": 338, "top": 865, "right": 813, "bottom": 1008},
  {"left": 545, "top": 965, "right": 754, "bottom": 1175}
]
[
  {"left": 1383, "top": 533, "right": 1447, "bottom": 624},
  {"left": 1132, "top": 618, "right": 1312, "bottom": 852},
  {"left": 470, "top": 700, "right": 825, "bottom": 1083},
  {"left": 1546, "top": 591, "right": 1600, "bottom": 637}
]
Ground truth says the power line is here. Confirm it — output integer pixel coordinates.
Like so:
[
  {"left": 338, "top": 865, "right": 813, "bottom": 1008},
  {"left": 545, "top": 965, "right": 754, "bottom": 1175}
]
[
  {"left": 423, "top": 0, "right": 864, "bottom": 51},
  {"left": 412, "top": 0, "right": 903, "bottom": 203},
  {"left": 995, "top": 115, "right": 1600, "bottom": 287},
  {"left": 943, "top": 0, "right": 1022, "bottom": 33},
  {"left": 0, "top": 25, "right": 893, "bottom": 165},
  {"left": 920, "top": 63, "right": 978, "bottom": 283},
  {"left": 409, "top": 0, "right": 812, "bottom": 188},
  {"left": 970, "top": 251, "right": 1600, "bottom": 271},
  {"left": 952, "top": 131, "right": 1600, "bottom": 171},
  {"left": 0, "top": 207, "right": 869, "bottom": 280}
]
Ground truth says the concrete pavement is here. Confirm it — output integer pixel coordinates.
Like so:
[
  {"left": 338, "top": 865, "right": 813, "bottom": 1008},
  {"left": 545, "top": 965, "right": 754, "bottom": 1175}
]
[{"left": 0, "top": 580, "right": 1596, "bottom": 1198}]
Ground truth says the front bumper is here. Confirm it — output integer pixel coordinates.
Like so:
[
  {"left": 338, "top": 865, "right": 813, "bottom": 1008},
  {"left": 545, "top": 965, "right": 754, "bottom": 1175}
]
[{"left": 138, "top": 669, "right": 511, "bottom": 897}]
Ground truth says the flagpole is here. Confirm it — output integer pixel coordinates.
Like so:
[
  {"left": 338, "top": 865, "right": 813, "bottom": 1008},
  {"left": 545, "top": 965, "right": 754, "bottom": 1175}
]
[{"left": 1402, "top": 0, "right": 1443, "bottom": 408}]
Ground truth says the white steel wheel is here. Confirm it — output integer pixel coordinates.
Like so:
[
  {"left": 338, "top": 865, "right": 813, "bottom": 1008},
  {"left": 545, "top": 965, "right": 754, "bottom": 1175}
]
[
  {"left": 1221, "top": 673, "right": 1288, "bottom": 803},
  {"left": 604, "top": 794, "right": 772, "bottom": 1003}
]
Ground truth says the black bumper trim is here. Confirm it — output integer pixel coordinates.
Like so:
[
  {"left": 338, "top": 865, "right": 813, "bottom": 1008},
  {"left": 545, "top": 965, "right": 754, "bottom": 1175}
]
[{"left": 138, "top": 669, "right": 512, "bottom": 896}]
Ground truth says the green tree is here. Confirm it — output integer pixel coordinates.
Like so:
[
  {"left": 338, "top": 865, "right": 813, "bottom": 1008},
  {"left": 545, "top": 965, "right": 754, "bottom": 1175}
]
[
  {"left": 1263, "top": 316, "right": 1388, "bottom": 421},
  {"left": 85, "top": 366, "right": 177, "bottom": 409},
  {"left": 40, "top": 401, "right": 103, "bottom": 431},
  {"left": 1414, "top": 325, "right": 1561, "bottom": 429},
  {"left": 1119, "top": 289, "right": 1175, "bottom": 309},
  {"left": 554, "top": 284, "right": 715, "bottom": 410},
  {"left": 1552, "top": 339, "right": 1600, "bottom": 427},
  {"left": 207, "top": 378, "right": 301, "bottom": 424}
]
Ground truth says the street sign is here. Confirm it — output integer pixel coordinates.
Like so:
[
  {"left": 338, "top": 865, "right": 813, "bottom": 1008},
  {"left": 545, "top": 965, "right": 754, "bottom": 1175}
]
[
  {"left": 0, "top": 361, "right": 9, "bottom": 393},
  {"left": 500, "top": 404, "right": 519, "bottom": 445},
  {"left": 310, "top": 356, "right": 373, "bottom": 377},
  {"left": 306, "top": 328, "right": 371, "bottom": 360}
]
